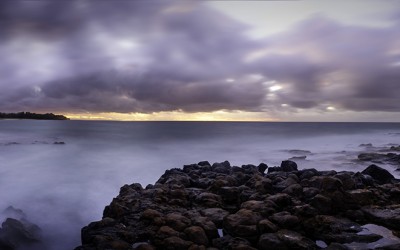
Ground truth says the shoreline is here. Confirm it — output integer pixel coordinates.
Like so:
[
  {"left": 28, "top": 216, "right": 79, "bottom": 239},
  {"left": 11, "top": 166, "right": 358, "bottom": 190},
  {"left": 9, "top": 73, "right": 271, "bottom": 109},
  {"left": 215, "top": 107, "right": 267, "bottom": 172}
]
[{"left": 75, "top": 160, "right": 400, "bottom": 250}]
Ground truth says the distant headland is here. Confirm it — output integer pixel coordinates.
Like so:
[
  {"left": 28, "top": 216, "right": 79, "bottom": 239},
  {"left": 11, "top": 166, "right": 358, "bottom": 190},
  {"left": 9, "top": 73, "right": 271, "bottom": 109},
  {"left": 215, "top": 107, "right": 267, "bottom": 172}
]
[{"left": 0, "top": 112, "right": 69, "bottom": 120}]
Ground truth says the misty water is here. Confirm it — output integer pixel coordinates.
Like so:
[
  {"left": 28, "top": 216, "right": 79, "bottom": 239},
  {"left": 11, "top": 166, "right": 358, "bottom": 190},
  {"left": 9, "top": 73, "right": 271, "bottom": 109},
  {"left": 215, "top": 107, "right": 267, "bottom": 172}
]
[{"left": 0, "top": 120, "right": 400, "bottom": 249}]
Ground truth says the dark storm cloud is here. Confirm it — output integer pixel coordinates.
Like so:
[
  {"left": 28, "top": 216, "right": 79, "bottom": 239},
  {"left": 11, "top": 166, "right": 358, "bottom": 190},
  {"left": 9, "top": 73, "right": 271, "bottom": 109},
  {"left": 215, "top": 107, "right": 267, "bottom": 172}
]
[
  {"left": 253, "top": 15, "right": 400, "bottom": 112},
  {"left": 0, "top": 0, "right": 264, "bottom": 113},
  {"left": 1, "top": 1, "right": 400, "bottom": 115}
]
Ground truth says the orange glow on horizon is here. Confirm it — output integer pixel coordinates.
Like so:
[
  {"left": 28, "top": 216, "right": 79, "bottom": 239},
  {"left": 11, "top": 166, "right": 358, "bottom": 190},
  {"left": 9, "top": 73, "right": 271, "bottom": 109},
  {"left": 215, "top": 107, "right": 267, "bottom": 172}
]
[{"left": 63, "top": 110, "right": 278, "bottom": 122}]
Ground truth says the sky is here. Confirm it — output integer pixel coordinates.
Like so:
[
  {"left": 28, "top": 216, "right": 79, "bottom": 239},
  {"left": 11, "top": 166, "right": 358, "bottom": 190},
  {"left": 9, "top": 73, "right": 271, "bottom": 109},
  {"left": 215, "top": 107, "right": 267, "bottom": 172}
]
[{"left": 1, "top": 0, "right": 400, "bottom": 122}]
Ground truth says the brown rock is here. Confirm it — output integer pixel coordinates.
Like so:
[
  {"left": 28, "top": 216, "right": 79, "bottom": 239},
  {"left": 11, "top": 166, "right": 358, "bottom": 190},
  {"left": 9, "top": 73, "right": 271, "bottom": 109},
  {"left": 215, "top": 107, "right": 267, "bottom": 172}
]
[
  {"left": 185, "top": 226, "right": 209, "bottom": 246},
  {"left": 165, "top": 213, "right": 191, "bottom": 231}
]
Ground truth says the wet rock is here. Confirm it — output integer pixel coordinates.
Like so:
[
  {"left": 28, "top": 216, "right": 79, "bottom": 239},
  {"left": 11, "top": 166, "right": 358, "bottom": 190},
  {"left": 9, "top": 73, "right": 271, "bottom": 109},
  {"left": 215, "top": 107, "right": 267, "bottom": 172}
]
[
  {"left": 258, "top": 233, "right": 287, "bottom": 250},
  {"left": 280, "top": 160, "right": 298, "bottom": 172},
  {"left": 132, "top": 242, "right": 156, "bottom": 250},
  {"left": 347, "top": 189, "right": 376, "bottom": 206},
  {"left": 361, "top": 165, "right": 395, "bottom": 184},
  {"left": 257, "top": 163, "right": 268, "bottom": 174},
  {"left": 292, "top": 204, "right": 318, "bottom": 217},
  {"left": 76, "top": 160, "right": 400, "bottom": 249},
  {"left": 269, "top": 212, "right": 299, "bottom": 228},
  {"left": 266, "top": 193, "right": 292, "bottom": 208},
  {"left": 196, "top": 192, "right": 222, "bottom": 207},
  {"left": 376, "top": 243, "right": 400, "bottom": 250},
  {"left": 276, "top": 229, "right": 317, "bottom": 249},
  {"left": 309, "top": 176, "right": 343, "bottom": 192},
  {"left": 288, "top": 149, "right": 312, "bottom": 155},
  {"left": 0, "top": 217, "right": 42, "bottom": 249},
  {"left": 257, "top": 219, "right": 278, "bottom": 234},
  {"left": 165, "top": 213, "right": 191, "bottom": 231},
  {"left": 184, "top": 226, "right": 209, "bottom": 246},
  {"left": 212, "top": 161, "right": 231, "bottom": 174},
  {"left": 198, "top": 161, "right": 211, "bottom": 167},
  {"left": 362, "top": 206, "right": 400, "bottom": 230},
  {"left": 335, "top": 172, "right": 356, "bottom": 190},
  {"left": 310, "top": 194, "right": 332, "bottom": 214},
  {"left": 200, "top": 208, "right": 229, "bottom": 228},
  {"left": 191, "top": 216, "right": 218, "bottom": 240},
  {"left": 282, "top": 183, "right": 303, "bottom": 197},
  {"left": 358, "top": 153, "right": 387, "bottom": 162},
  {"left": 219, "top": 187, "right": 240, "bottom": 203},
  {"left": 163, "top": 236, "right": 192, "bottom": 250},
  {"left": 390, "top": 146, "right": 400, "bottom": 151},
  {"left": 223, "top": 209, "right": 262, "bottom": 237},
  {"left": 304, "top": 215, "right": 382, "bottom": 244}
]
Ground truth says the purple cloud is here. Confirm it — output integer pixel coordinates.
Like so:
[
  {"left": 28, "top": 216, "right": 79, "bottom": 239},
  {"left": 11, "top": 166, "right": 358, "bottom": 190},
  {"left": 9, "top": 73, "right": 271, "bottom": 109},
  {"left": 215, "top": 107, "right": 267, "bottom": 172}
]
[{"left": 1, "top": 1, "right": 400, "bottom": 117}]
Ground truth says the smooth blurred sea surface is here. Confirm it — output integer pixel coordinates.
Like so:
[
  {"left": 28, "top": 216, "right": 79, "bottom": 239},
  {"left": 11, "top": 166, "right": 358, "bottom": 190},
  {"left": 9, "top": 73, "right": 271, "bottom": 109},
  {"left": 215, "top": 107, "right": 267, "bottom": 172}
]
[{"left": 0, "top": 120, "right": 400, "bottom": 249}]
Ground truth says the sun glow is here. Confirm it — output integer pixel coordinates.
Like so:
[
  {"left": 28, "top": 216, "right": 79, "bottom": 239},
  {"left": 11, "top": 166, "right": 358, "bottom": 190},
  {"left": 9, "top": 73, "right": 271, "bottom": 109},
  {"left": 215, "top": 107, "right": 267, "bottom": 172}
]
[{"left": 64, "top": 110, "right": 278, "bottom": 122}]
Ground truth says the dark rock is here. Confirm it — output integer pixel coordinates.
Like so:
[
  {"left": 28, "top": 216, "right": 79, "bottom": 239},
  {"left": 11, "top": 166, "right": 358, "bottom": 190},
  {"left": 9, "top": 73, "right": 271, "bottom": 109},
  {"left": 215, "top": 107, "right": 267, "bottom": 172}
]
[
  {"left": 280, "top": 160, "right": 298, "bottom": 172},
  {"left": 266, "top": 193, "right": 292, "bottom": 208},
  {"left": 191, "top": 216, "right": 218, "bottom": 240},
  {"left": 212, "top": 161, "right": 231, "bottom": 174},
  {"left": 304, "top": 215, "right": 382, "bottom": 244},
  {"left": 269, "top": 212, "right": 299, "bottom": 228},
  {"left": 390, "top": 146, "right": 400, "bottom": 151},
  {"left": 198, "top": 161, "right": 211, "bottom": 167},
  {"left": 162, "top": 236, "right": 192, "bottom": 250},
  {"left": 257, "top": 219, "right": 278, "bottom": 234},
  {"left": 282, "top": 184, "right": 303, "bottom": 197},
  {"left": 200, "top": 208, "right": 229, "bottom": 228},
  {"left": 376, "top": 244, "right": 400, "bottom": 250},
  {"left": 219, "top": 187, "right": 240, "bottom": 203},
  {"left": 184, "top": 226, "right": 208, "bottom": 246},
  {"left": 361, "top": 165, "right": 395, "bottom": 184},
  {"left": 223, "top": 209, "right": 262, "bottom": 237},
  {"left": 292, "top": 204, "right": 318, "bottom": 217},
  {"left": 309, "top": 176, "right": 343, "bottom": 192},
  {"left": 288, "top": 149, "right": 312, "bottom": 155},
  {"left": 258, "top": 233, "right": 287, "bottom": 250},
  {"left": 165, "top": 213, "right": 191, "bottom": 231},
  {"left": 0, "top": 217, "right": 42, "bottom": 249},
  {"left": 335, "top": 173, "right": 356, "bottom": 190},
  {"left": 267, "top": 166, "right": 282, "bottom": 173},
  {"left": 362, "top": 206, "right": 400, "bottom": 230},
  {"left": 76, "top": 160, "right": 400, "bottom": 249},
  {"left": 276, "top": 229, "right": 317, "bottom": 249},
  {"left": 358, "top": 153, "right": 386, "bottom": 161},
  {"left": 132, "top": 242, "right": 155, "bottom": 250},
  {"left": 257, "top": 163, "right": 268, "bottom": 174},
  {"left": 347, "top": 189, "right": 376, "bottom": 206},
  {"left": 303, "top": 187, "right": 320, "bottom": 199}
]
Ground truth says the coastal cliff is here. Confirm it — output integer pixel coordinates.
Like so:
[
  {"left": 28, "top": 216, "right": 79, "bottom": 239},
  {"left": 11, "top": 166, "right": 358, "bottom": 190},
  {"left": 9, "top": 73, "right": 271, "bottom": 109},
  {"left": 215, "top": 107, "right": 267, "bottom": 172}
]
[{"left": 76, "top": 161, "right": 400, "bottom": 250}]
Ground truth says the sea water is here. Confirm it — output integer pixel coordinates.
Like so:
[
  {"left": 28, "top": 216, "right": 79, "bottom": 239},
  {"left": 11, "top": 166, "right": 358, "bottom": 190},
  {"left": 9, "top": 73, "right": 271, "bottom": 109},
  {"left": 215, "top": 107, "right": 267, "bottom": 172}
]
[{"left": 0, "top": 120, "right": 399, "bottom": 249}]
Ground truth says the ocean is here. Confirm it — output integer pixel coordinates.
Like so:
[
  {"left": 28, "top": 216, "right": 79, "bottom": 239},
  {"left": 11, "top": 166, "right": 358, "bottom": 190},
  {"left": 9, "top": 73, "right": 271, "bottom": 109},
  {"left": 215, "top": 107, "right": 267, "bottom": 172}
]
[{"left": 0, "top": 120, "right": 399, "bottom": 249}]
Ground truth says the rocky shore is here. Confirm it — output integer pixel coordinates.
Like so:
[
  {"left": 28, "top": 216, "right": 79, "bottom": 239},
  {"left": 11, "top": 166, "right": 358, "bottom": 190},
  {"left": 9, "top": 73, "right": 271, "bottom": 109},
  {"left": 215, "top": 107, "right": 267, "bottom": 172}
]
[{"left": 76, "top": 160, "right": 400, "bottom": 250}]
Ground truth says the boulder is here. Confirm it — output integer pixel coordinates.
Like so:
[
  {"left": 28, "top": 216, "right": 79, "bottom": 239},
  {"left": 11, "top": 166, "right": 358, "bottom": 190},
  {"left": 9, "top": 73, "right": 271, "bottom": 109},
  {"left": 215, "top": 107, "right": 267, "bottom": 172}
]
[
  {"left": 361, "top": 165, "right": 394, "bottom": 184},
  {"left": 269, "top": 212, "right": 299, "bottom": 228},
  {"left": 258, "top": 233, "right": 287, "bottom": 250},
  {"left": 258, "top": 163, "right": 268, "bottom": 174},
  {"left": 165, "top": 213, "right": 191, "bottom": 231},
  {"left": 223, "top": 209, "right": 262, "bottom": 237},
  {"left": 184, "top": 226, "right": 209, "bottom": 246},
  {"left": 200, "top": 208, "right": 229, "bottom": 228},
  {"left": 280, "top": 160, "right": 298, "bottom": 172}
]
